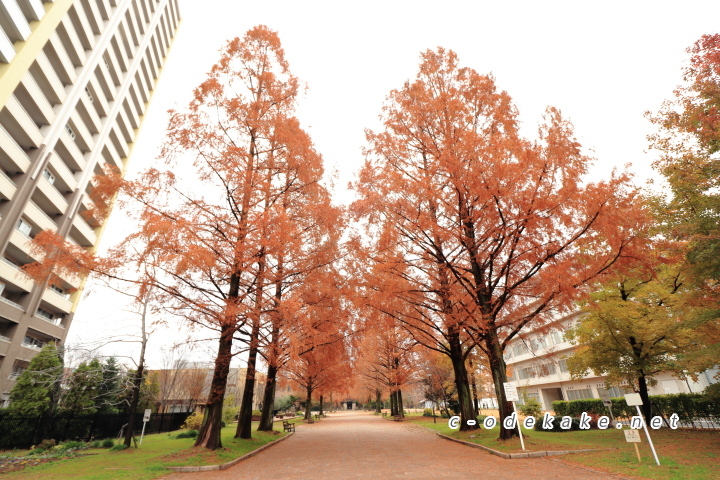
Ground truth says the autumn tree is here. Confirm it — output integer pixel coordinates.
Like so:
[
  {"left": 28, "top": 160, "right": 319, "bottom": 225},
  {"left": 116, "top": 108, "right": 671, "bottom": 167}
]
[
  {"left": 648, "top": 33, "right": 720, "bottom": 367},
  {"left": 353, "top": 48, "right": 648, "bottom": 439},
  {"left": 567, "top": 248, "right": 716, "bottom": 419}
]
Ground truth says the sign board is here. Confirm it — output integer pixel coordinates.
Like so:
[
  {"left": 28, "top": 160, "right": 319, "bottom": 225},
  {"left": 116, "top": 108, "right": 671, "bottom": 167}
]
[
  {"left": 603, "top": 399, "right": 612, "bottom": 407},
  {"left": 503, "top": 382, "right": 519, "bottom": 402},
  {"left": 624, "top": 429, "right": 641, "bottom": 443},
  {"left": 598, "top": 389, "right": 611, "bottom": 402},
  {"left": 143, "top": 409, "right": 152, "bottom": 422},
  {"left": 624, "top": 393, "right": 643, "bottom": 406}
]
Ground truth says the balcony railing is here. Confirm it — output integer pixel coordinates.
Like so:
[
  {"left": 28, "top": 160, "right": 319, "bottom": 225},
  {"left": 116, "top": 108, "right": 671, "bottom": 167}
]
[{"left": 0, "top": 296, "right": 24, "bottom": 310}]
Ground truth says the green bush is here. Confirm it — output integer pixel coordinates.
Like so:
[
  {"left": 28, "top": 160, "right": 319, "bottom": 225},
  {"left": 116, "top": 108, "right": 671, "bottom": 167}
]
[
  {"left": 533, "top": 415, "right": 582, "bottom": 432},
  {"left": 422, "top": 408, "right": 435, "bottom": 417},
  {"left": 518, "top": 397, "right": 542, "bottom": 418},
  {"left": 181, "top": 411, "right": 203, "bottom": 430},
  {"left": 109, "top": 444, "right": 128, "bottom": 451},
  {"left": 91, "top": 440, "right": 102, "bottom": 448},
  {"left": 174, "top": 429, "right": 198, "bottom": 439},
  {"left": 101, "top": 439, "right": 115, "bottom": 448},
  {"left": 59, "top": 441, "right": 87, "bottom": 451},
  {"left": 552, "top": 392, "right": 720, "bottom": 421}
]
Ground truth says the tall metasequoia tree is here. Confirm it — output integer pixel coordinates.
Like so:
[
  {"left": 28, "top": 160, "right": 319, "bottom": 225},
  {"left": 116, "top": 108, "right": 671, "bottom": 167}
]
[
  {"left": 25, "top": 26, "right": 332, "bottom": 450},
  {"left": 353, "top": 48, "right": 648, "bottom": 439}
]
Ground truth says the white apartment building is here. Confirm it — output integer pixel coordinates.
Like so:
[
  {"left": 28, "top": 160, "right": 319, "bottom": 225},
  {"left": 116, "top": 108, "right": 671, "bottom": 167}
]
[
  {"left": 505, "top": 312, "right": 719, "bottom": 411},
  {"left": 0, "top": 0, "right": 179, "bottom": 405}
]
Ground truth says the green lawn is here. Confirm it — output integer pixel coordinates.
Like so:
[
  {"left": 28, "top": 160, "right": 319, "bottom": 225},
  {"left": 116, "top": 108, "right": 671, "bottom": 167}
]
[
  {"left": 406, "top": 415, "right": 720, "bottom": 480},
  {"left": 1, "top": 422, "right": 288, "bottom": 480}
]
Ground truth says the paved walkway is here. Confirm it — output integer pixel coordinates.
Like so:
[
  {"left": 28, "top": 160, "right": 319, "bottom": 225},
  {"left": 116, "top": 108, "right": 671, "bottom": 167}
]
[{"left": 161, "top": 411, "right": 616, "bottom": 479}]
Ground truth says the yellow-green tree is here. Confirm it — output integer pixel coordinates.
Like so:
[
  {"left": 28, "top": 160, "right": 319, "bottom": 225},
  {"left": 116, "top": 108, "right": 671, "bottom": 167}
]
[{"left": 566, "top": 250, "right": 711, "bottom": 419}]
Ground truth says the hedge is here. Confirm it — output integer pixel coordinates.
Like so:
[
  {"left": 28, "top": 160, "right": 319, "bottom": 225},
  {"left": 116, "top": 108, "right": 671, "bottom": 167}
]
[{"left": 551, "top": 393, "right": 720, "bottom": 421}]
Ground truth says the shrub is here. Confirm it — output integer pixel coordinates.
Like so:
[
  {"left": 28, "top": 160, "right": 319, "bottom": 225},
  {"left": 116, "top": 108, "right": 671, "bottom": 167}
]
[
  {"left": 175, "top": 429, "right": 198, "bottom": 439},
  {"left": 181, "top": 411, "right": 204, "bottom": 430},
  {"left": 422, "top": 408, "right": 435, "bottom": 417},
  {"left": 91, "top": 440, "right": 102, "bottom": 448},
  {"left": 101, "top": 439, "right": 115, "bottom": 448},
  {"left": 534, "top": 415, "right": 582, "bottom": 432},
  {"left": 518, "top": 397, "right": 542, "bottom": 418},
  {"left": 60, "top": 441, "right": 87, "bottom": 451},
  {"left": 109, "top": 444, "right": 128, "bottom": 451},
  {"left": 30, "top": 439, "right": 56, "bottom": 453}
]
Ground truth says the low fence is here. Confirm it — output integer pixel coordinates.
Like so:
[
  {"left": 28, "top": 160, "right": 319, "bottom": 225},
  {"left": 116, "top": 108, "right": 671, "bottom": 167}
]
[{"left": 0, "top": 411, "right": 192, "bottom": 449}]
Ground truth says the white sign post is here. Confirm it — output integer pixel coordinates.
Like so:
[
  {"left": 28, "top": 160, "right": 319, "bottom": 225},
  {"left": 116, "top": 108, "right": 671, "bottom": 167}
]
[
  {"left": 624, "top": 394, "right": 660, "bottom": 466},
  {"left": 139, "top": 409, "right": 152, "bottom": 445},
  {"left": 598, "top": 389, "right": 615, "bottom": 423},
  {"left": 503, "top": 382, "right": 525, "bottom": 451}
]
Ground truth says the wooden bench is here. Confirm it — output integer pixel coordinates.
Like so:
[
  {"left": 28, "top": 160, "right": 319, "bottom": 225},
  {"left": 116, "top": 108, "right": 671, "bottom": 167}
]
[
  {"left": 393, "top": 415, "right": 402, "bottom": 422},
  {"left": 381, "top": 412, "right": 387, "bottom": 417},
  {"left": 282, "top": 420, "right": 295, "bottom": 433}
]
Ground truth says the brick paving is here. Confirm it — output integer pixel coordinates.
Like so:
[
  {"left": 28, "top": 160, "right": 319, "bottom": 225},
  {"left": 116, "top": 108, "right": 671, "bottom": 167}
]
[{"left": 161, "top": 411, "right": 618, "bottom": 479}]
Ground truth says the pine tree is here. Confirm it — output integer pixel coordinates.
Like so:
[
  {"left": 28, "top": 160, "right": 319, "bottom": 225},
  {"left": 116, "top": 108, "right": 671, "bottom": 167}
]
[{"left": 8, "top": 343, "right": 63, "bottom": 416}]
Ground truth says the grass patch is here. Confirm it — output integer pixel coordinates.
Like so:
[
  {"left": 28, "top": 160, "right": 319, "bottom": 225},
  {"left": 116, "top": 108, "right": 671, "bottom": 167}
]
[
  {"left": 0, "top": 422, "right": 287, "bottom": 480},
  {"left": 406, "top": 415, "right": 720, "bottom": 480}
]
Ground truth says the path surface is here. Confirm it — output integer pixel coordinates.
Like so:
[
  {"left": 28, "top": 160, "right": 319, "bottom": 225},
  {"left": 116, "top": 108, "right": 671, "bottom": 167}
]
[{"left": 161, "top": 411, "right": 617, "bottom": 479}]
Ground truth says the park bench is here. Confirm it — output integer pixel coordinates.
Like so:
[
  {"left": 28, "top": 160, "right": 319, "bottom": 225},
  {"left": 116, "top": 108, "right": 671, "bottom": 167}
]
[
  {"left": 381, "top": 412, "right": 387, "bottom": 417},
  {"left": 393, "top": 415, "right": 402, "bottom": 421},
  {"left": 305, "top": 416, "right": 315, "bottom": 424},
  {"left": 282, "top": 420, "right": 295, "bottom": 433}
]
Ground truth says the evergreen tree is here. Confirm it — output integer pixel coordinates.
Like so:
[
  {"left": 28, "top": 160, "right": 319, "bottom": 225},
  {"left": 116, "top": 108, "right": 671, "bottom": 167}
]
[
  {"left": 96, "top": 357, "right": 122, "bottom": 414},
  {"left": 8, "top": 343, "right": 63, "bottom": 416},
  {"left": 61, "top": 358, "right": 103, "bottom": 414}
]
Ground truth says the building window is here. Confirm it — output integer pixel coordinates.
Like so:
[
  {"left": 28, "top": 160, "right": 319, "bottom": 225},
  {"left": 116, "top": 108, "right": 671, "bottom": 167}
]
[
  {"left": 85, "top": 86, "right": 94, "bottom": 103},
  {"left": 598, "top": 386, "right": 625, "bottom": 398},
  {"left": 513, "top": 343, "right": 529, "bottom": 356},
  {"left": 36, "top": 308, "right": 55, "bottom": 321},
  {"left": 42, "top": 169, "right": 55, "bottom": 185},
  {"left": 16, "top": 218, "right": 32, "bottom": 236},
  {"left": 565, "top": 388, "right": 594, "bottom": 401},
  {"left": 10, "top": 364, "right": 26, "bottom": 379},
  {"left": 65, "top": 124, "right": 76, "bottom": 140},
  {"left": 551, "top": 330, "right": 563, "bottom": 345},
  {"left": 558, "top": 359, "right": 569, "bottom": 373},
  {"left": 518, "top": 366, "right": 537, "bottom": 380},
  {"left": 537, "top": 363, "right": 556, "bottom": 377},
  {"left": 22, "top": 336, "right": 43, "bottom": 349}
]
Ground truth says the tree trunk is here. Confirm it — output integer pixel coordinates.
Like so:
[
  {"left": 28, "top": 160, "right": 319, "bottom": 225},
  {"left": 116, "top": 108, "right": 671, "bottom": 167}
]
[
  {"left": 257, "top": 363, "right": 278, "bottom": 431},
  {"left": 397, "top": 389, "right": 404, "bottom": 417},
  {"left": 375, "top": 389, "right": 382, "bottom": 414},
  {"left": 638, "top": 371, "right": 652, "bottom": 421},
  {"left": 448, "top": 330, "right": 477, "bottom": 431},
  {"left": 485, "top": 328, "right": 516, "bottom": 440},
  {"left": 470, "top": 358, "right": 480, "bottom": 415},
  {"left": 123, "top": 364, "right": 143, "bottom": 447},
  {"left": 236, "top": 339, "right": 259, "bottom": 439},
  {"left": 304, "top": 385, "right": 312, "bottom": 420},
  {"left": 389, "top": 390, "right": 397, "bottom": 416},
  {"left": 319, "top": 395, "right": 324, "bottom": 415},
  {"left": 125, "top": 295, "right": 150, "bottom": 448},
  {"left": 195, "top": 323, "right": 233, "bottom": 449}
]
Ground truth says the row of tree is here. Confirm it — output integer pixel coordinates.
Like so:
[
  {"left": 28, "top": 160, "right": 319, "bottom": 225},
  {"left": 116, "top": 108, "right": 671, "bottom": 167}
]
[
  {"left": 4, "top": 344, "right": 155, "bottom": 418},
  {"left": 20, "top": 27, "right": 720, "bottom": 447}
]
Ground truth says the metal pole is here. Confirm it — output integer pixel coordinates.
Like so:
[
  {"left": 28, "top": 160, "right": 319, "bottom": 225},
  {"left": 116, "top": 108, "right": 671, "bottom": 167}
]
[
  {"left": 139, "top": 420, "right": 148, "bottom": 445},
  {"left": 512, "top": 401, "right": 526, "bottom": 451},
  {"left": 635, "top": 405, "right": 660, "bottom": 465}
]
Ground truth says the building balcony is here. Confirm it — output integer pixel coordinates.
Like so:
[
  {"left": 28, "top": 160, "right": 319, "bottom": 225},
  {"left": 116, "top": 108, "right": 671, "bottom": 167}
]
[
  {"left": 41, "top": 289, "right": 72, "bottom": 314},
  {"left": 0, "top": 170, "right": 17, "bottom": 201},
  {"left": 71, "top": 215, "right": 97, "bottom": 247},
  {"left": 35, "top": 174, "right": 68, "bottom": 216},
  {"left": 0, "top": 258, "right": 33, "bottom": 292},
  {"left": 24, "top": 200, "right": 58, "bottom": 232},
  {"left": 0, "top": 337, "right": 9, "bottom": 357},
  {"left": 0, "top": 123, "right": 31, "bottom": 174}
]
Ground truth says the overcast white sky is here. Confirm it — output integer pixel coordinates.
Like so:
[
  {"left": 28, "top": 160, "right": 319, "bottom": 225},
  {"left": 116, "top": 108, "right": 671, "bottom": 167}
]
[{"left": 66, "top": 0, "right": 720, "bottom": 367}]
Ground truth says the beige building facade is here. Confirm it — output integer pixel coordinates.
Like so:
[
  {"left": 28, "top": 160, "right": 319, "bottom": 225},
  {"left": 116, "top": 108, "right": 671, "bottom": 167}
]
[{"left": 0, "top": 0, "right": 180, "bottom": 405}]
